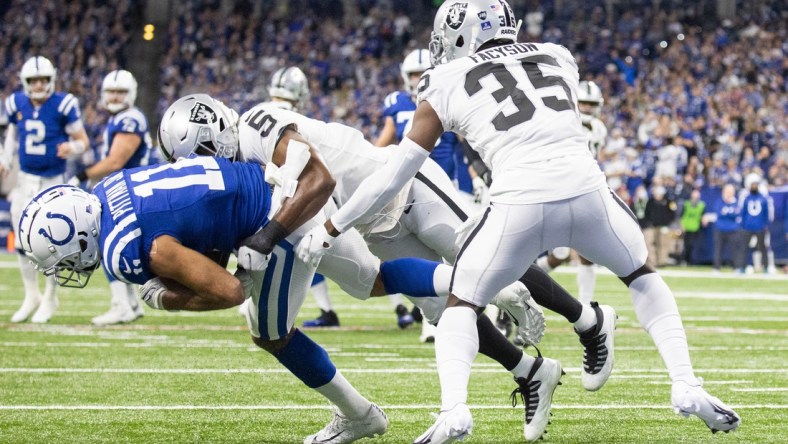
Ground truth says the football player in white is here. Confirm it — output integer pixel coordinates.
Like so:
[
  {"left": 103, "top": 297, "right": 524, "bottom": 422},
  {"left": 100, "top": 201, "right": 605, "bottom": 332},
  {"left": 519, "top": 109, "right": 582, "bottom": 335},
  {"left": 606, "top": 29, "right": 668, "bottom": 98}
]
[
  {"left": 239, "top": 66, "right": 344, "bottom": 329},
  {"left": 70, "top": 70, "right": 152, "bottom": 326},
  {"left": 1, "top": 56, "right": 90, "bottom": 323},
  {"left": 535, "top": 80, "right": 608, "bottom": 304},
  {"left": 297, "top": 0, "right": 740, "bottom": 441}
]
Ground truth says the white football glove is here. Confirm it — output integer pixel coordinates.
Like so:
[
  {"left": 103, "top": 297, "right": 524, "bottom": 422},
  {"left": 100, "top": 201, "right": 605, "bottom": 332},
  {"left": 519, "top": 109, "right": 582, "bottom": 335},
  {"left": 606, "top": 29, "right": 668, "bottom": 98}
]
[
  {"left": 472, "top": 176, "right": 488, "bottom": 204},
  {"left": 234, "top": 268, "right": 256, "bottom": 300},
  {"left": 139, "top": 277, "right": 167, "bottom": 310},
  {"left": 237, "top": 245, "right": 271, "bottom": 272},
  {"left": 295, "top": 224, "right": 334, "bottom": 267}
]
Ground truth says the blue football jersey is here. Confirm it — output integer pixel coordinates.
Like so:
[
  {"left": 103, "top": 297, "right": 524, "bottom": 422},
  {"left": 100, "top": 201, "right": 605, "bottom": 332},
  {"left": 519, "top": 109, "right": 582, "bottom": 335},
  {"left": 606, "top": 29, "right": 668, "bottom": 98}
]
[
  {"left": 4, "top": 91, "right": 81, "bottom": 177},
  {"left": 93, "top": 156, "right": 271, "bottom": 284},
  {"left": 102, "top": 107, "right": 152, "bottom": 169},
  {"left": 382, "top": 91, "right": 459, "bottom": 176}
]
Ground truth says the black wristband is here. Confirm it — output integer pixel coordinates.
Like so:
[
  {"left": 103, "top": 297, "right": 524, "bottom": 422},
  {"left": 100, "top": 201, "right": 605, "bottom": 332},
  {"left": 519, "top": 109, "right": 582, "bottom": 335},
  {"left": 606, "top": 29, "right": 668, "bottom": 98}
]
[
  {"left": 76, "top": 171, "right": 88, "bottom": 182},
  {"left": 241, "top": 220, "right": 290, "bottom": 255}
]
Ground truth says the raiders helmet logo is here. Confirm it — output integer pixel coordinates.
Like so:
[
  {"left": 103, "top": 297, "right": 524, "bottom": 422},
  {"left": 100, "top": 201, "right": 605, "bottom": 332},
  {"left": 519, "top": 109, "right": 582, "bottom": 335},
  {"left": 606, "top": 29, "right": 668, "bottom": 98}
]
[
  {"left": 446, "top": 3, "right": 468, "bottom": 30},
  {"left": 189, "top": 102, "right": 217, "bottom": 124}
]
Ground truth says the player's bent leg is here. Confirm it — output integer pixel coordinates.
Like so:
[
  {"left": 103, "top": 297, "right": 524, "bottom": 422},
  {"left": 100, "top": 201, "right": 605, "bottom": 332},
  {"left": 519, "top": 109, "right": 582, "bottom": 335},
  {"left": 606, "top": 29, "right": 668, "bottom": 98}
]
[
  {"left": 11, "top": 253, "right": 41, "bottom": 323},
  {"left": 92, "top": 280, "right": 138, "bottom": 326}
]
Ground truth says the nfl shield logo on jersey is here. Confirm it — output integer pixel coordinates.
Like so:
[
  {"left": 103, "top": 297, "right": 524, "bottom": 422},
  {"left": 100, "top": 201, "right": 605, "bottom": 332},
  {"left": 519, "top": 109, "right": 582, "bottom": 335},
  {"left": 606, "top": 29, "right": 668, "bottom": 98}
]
[
  {"left": 446, "top": 3, "right": 468, "bottom": 30},
  {"left": 189, "top": 102, "right": 216, "bottom": 124}
]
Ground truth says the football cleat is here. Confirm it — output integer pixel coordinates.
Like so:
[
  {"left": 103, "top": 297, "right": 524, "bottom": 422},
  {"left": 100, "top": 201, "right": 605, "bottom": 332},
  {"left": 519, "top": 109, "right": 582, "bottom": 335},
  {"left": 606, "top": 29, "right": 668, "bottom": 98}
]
[
  {"left": 11, "top": 295, "right": 41, "bottom": 323},
  {"left": 303, "top": 310, "right": 340, "bottom": 328},
  {"left": 304, "top": 403, "right": 388, "bottom": 444},
  {"left": 420, "top": 321, "right": 438, "bottom": 343},
  {"left": 411, "top": 306, "right": 424, "bottom": 323},
  {"left": 510, "top": 356, "right": 564, "bottom": 442},
  {"left": 491, "top": 281, "right": 546, "bottom": 346},
  {"left": 30, "top": 295, "right": 58, "bottom": 323},
  {"left": 672, "top": 379, "right": 741, "bottom": 433},
  {"left": 413, "top": 403, "right": 472, "bottom": 444},
  {"left": 575, "top": 302, "right": 616, "bottom": 391},
  {"left": 396, "top": 304, "right": 415, "bottom": 329},
  {"left": 91, "top": 306, "right": 141, "bottom": 326}
]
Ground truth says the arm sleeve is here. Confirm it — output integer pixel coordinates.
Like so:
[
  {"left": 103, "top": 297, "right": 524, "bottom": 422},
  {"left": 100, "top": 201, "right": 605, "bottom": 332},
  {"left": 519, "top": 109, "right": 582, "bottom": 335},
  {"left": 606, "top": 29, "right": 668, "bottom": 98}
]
[
  {"left": 331, "top": 137, "right": 430, "bottom": 233},
  {"left": 2, "top": 123, "right": 17, "bottom": 164}
]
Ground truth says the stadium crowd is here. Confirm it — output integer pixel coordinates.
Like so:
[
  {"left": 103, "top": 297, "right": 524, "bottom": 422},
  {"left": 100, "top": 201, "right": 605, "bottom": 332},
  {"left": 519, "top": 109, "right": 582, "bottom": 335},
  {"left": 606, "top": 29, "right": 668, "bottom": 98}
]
[{"left": 1, "top": 0, "right": 786, "bottom": 268}]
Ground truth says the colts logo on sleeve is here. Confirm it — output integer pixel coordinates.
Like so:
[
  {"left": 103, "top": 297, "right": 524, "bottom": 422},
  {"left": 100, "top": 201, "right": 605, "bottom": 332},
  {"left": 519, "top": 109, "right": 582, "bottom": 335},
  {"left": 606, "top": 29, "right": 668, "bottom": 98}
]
[
  {"left": 189, "top": 102, "right": 217, "bottom": 124},
  {"left": 446, "top": 3, "right": 468, "bottom": 30}
]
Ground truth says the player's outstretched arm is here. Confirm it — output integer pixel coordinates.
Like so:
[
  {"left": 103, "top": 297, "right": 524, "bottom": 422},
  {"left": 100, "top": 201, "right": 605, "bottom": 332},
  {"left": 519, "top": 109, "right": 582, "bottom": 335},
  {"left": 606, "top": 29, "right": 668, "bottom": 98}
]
[
  {"left": 147, "top": 235, "right": 244, "bottom": 311},
  {"left": 326, "top": 100, "right": 443, "bottom": 235}
]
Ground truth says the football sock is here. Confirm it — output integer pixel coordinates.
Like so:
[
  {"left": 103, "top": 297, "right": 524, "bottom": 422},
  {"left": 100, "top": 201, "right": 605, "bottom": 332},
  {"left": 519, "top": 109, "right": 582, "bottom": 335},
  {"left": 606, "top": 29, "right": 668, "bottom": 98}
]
[
  {"left": 126, "top": 282, "right": 141, "bottom": 312},
  {"left": 752, "top": 251, "right": 762, "bottom": 271},
  {"left": 577, "top": 264, "right": 596, "bottom": 304},
  {"left": 520, "top": 264, "right": 583, "bottom": 322},
  {"left": 510, "top": 353, "right": 537, "bottom": 380},
  {"left": 535, "top": 255, "right": 552, "bottom": 273},
  {"left": 387, "top": 292, "right": 406, "bottom": 308},
  {"left": 309, "top": 275, "right": 333, "bottom": 311},
  {"left": 477, "top": 313, "right": 522, "bottom": 371},
  {"left": 436, "top": 306, "right": 478, "bottom": 411},
  {"left": 42, "top": 275, "right": 57, "bottom": 302},
  {"left": 380, "top": 258, "right": 439, "bottom": 297},
  {"left": 18, "top": 254, "right": 41, "bottom": 302},
  {"left": 274, "top": 329, "right": 337, "bottom": 388},
  {"left": 629, "top": 273, "right": 696, "bottom": 384},
  {"left": 315, "top": 370, "right": 372, "bottom": 419},
  {"left": 109, "top": 280, "right": 132, "bottom": 310},
  {"left": 573, "top": 304, "right": 597, "bottom": 332}
]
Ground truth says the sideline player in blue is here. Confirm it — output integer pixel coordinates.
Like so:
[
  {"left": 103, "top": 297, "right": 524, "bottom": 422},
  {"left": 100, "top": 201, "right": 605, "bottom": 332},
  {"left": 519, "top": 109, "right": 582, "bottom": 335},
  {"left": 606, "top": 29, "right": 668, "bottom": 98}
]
[
  {"left": 0, "top": 55, "right": 90, "bottom": 323},
  {"left": 739, "top": 173, "right": 776, "bottom": 273},
  {"left": 18, "top": 156, "right": 388, "bottom": 443},
  {"left": 69, "top": 70, "right": 153, "bottom": 326}
]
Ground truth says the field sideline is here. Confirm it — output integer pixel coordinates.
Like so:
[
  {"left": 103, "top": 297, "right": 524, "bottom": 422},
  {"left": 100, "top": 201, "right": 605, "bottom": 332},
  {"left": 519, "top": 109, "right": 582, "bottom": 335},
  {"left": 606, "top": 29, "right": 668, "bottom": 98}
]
[{"left": 0, "top": 254, "right": 786, "bottom": 443}]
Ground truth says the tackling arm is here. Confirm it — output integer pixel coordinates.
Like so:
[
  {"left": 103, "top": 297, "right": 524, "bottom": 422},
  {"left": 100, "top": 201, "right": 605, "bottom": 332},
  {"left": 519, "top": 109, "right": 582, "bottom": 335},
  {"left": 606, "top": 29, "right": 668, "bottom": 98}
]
[{"left": 326, "top": 100, "right": 442, "bottom": 235}]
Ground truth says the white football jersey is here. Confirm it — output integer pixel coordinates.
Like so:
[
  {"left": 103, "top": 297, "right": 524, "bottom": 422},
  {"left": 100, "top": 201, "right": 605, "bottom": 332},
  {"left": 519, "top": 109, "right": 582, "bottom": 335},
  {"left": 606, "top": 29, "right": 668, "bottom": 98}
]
[
  {"left": 418, "top": 42, "right": 605, "bottom": 204},
  {"left": 237, "top": 103, "right": 412, "bottom": 230},
  {"left": 581, "top": 116, "right": 607, "bottom": 159}
]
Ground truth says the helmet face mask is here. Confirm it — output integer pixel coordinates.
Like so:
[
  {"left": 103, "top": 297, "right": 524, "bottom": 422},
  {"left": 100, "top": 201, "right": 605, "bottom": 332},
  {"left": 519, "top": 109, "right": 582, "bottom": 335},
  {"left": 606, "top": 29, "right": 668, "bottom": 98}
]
[
  {"left": 268, "top": 67, "right": 309, "bottom": 111},
  {"left": 430, "top": 0, "right": 521, "bottom": 66},
  {"left": 100, "top": 70, "right": 138, "bottom": 114},
  {"left": 18, "top": 185, "right": 102, "bottom": 288},
  {"left": 20, "top": 56, "right": 57, "bottom": 101},
  {"left": 158, "top": 94, "right": 240, "bottom": 162}
]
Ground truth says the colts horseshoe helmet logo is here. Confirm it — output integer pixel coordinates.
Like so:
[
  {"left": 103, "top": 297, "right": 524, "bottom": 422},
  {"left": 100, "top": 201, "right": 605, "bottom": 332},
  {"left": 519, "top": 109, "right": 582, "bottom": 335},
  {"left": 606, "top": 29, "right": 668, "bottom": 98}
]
[
  {"left": 446, "top": 3, "right": 468, "bottom": 30},
  {"left": 39, "top": 212, "right": 75, "bottom": 246}
]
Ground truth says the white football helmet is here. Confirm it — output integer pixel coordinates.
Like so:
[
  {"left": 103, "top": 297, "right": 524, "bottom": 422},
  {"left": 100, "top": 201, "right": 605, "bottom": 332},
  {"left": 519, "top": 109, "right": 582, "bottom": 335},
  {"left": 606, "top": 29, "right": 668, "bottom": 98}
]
[
  {"left": 430, "top": 0, "right": 521, "bottom": 65},
  {"left": 100, "top": 70, "right": 138, "bottom": 114},
  {"left": 20, "top": 56, "right": 57, "bottom": 101},
  {"left": 577, "top": 80, "right": 604, "bottom": 118},
  {"left": 158, "top": 94, "right": 240, "bottom": 162},
  {"left": 18, "top": 185, "right": 102, "bottom": 288},
  {"left": 268, "top": 67, "right": 309, "bottom": 111},
  {"left": 401, "top": 49, "right": 431, "bottom": 97}
]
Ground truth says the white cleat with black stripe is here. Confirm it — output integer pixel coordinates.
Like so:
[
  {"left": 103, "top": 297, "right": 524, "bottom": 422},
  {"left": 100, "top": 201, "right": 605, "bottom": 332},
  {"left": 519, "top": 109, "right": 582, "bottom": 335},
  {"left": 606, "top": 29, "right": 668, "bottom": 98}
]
[
  {"left": 672, "top": 379, "right": 741, "bottom": 433},
  {"left": 575, "top": 302, "right": 616, "bottom": 391},
  {"left": 511, "top": 356, "right": 564, "bottom": 442}
]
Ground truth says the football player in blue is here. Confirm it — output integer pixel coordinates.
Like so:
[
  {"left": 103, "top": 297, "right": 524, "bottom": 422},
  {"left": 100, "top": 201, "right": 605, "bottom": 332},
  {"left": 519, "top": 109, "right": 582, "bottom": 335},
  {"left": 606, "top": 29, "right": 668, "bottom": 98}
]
[
  {"left": 69, "top": 70, "right": 152, "bottom": 326},
  {"left": 18, "top": 154, "right": 388, "bottom": 444},
  {"left": 1, "top": 56, "right": 90, "bottom": 323}
]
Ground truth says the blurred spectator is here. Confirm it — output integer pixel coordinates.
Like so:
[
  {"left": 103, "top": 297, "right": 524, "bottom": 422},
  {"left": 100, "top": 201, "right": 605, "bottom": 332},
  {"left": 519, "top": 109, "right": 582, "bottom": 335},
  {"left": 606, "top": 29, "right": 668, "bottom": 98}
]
[
  {"left": 703, "top": 184, "right": 744, "bottom": 273},
  {"left": 644, "top": 185, "right": 677, "bottom": 267},
  {"left": 739, "top": 174, "right": 776, "bottom": 273},
  {"left": 679, "top": 189, "right": 705, "bottom": 265}
]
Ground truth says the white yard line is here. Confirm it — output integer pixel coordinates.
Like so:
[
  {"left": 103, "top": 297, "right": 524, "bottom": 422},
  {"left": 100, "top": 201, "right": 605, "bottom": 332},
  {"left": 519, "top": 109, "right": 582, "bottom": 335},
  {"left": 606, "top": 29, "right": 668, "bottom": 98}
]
[
  {"left": 0, "top": 367, "right": 783, "bottom": 374},
  {"left": 731, "top": 388, "right": 788, "bottom": 392},
  {"left": 0, "top": 404, "right": 784, "bottom": 410}
]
